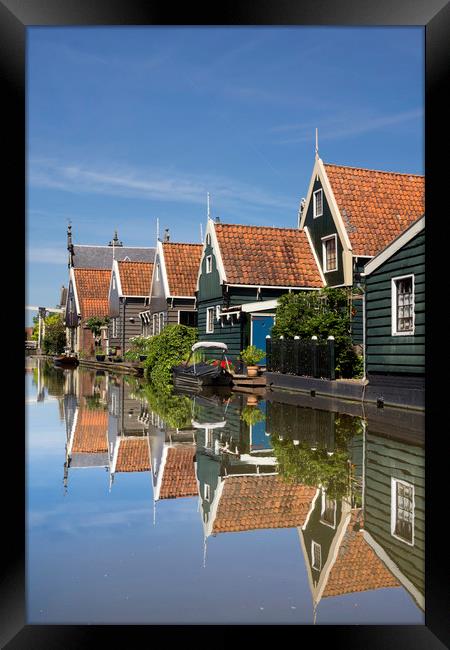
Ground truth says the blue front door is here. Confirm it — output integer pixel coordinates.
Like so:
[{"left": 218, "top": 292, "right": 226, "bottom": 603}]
[{"left": 251, "top": 315, "right": 274, "bottom": 365}]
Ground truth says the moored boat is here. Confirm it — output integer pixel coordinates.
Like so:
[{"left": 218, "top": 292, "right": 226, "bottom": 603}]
[
  {"left": 54, "top": 354, "right": 79, "bottom": 368},
  {"left": 172, "top": 342, "right": 233, "bottom": 389}
]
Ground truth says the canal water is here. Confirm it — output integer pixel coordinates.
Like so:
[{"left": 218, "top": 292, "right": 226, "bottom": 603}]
[{"left": 26, "top": 358, "right": 424, "bottom": 625}]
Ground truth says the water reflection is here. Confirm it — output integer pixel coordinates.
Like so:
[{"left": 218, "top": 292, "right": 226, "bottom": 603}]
[{"left": 27, "top": 358, "right": 424, "bottom": 623}]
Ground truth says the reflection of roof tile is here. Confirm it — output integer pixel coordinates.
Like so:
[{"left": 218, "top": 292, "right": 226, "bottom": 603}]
[
  {"left": 116, "top": 438, "right": 151, "bottom": 472},
  {"left": 322, "top": 510, "right": 400, "bottom": 597},
  {"left": 213, "top": 476, "right": 317, "bottom": 533},
  {"left": 117, "top": 261, "right": 153, "bottom": 296},
  {"left": 159, "top": 446, "right": 197, "bottom": 499},
  {"left": 214, "top": 224, "right": 323, "bottom": 287},
  {"left": 72, "top": 408, "right": 108, "bottom": 453},
  {"left": 73, "top": 268, "right": 111, "bottom": 319},
  {"left": 162, "top": 242, "right": 203, "bottom": 296},
  {"left": 324, "top": 164, "right": 424, "bottom": 257}
]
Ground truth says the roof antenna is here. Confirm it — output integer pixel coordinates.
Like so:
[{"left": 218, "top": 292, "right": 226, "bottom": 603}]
[
  {"left": 315, "top": 127, "right": 319, "bottom": 160},
  {"left": 200, "top": 222, "right": 204, "bottom": 243},
  {"left": 156, "top": 217, "right": 160, "bottom": 241}
]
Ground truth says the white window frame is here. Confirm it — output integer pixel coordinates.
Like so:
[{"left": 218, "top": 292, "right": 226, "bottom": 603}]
[
  {"left": 206, "top": 255, "right": 212, "bottom": 274},
  {"left": 112, "top": 318, "right": 117, "bottom": 338},
  {"left": 112, "top": 276, "right": 116, "bottom": 290},
  {"left": 205, "top": 427, "right": 213, "bottom": 449},
  {"left": 313, "top": 189, "right": 323, "bottom": 218},
  {"left": 159, "top": 312, "right": 164, "bottom": 333},
  {"left": 320, "top": 491, "right": 337, "bottom": 529},
  {"left": 322, "top": 234, "right": 338, "bottom": 273},
  {"left": 391, "top": 477, "right": 415, "bottom": 546},
  {"left": 206, "top": 307, "right": 214, "bottom": 333},
  {"left": 153, "top": 313, "right": 158, "bottom": 335},
  {"left": 206, "top": 233, "right": 211, "bottom": 246},
  {"left": 391, "top": 274, "right": 415, "bottom": 336},
  {"left": 156, "top": 263, "right": 160, "bottom": 282},
  {"left": 204, "top": 483, "right": 211, "bottom": 502},
  {"left": 311, "top": 540, "right": 322, "bottom": 571}
]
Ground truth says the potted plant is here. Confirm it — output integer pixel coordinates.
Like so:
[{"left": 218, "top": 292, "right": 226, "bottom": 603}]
[
  {"left": 95, "top": 346, "right": 105, "bottom": 362},
  {"left": 240, "top": 405, "right": 266, "bottom": 426},
  {"left": 240, "top": 345, "right": 265, "bottom": 377}
]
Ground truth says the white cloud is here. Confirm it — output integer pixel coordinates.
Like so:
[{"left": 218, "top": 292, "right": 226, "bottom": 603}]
[{"left": 28, "top": 158, "right": 294, "bottom": 212}]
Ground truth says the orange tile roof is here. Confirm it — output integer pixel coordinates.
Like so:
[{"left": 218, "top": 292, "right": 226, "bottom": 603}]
[
  {"left": 115, "top": 438, "right": 151, "bottom": 472},
  {"left": 72, "top": 408, "right": 108, "bottom": 453},
  {"left": 159, "top": 446, "right": 198, "bottom": 499},
  {"left": 322, "top": 510, "right": 400, "bottom": 598},
  {"left": 162, "top": 242, "right": 203, "bottom": 296},
  {"left": 324, "top": 163, "right": 424, "bottom": 257},
  {"left": 73, "top": 268, "right": 111, "bottom": 319},
  {"left": 213, "top": 475, "right": 317, "bottom": 533},
  {"left": 117, "top": 261, "right": 153, "bottom": 296},
  {"left": 214, "top": 224, "right": 323, "bottom": 287}
]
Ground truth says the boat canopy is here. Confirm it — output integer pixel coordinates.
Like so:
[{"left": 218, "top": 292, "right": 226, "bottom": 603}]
[
  {"left": 191, "top": 341, "right": 228, "bottom": 352},
  {"left": 191, "top": 420, "right": 227, "bottom": 429}
]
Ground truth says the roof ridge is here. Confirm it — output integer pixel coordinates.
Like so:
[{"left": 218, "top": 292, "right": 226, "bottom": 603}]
[
  {"left": 117, "top": 259, "right": 153, "bottom": 263},
  {"left": 74, "top": 244, "right": 155, "bottom": 249},
  {"left": 215, "top": 223, "right": 302, "bottom": 232},
  {"left": 162, "top": 241, "right": 203, "bottom": 246},
  {"left": 323, "top": 162, "right": 424, "bottom": 178}
]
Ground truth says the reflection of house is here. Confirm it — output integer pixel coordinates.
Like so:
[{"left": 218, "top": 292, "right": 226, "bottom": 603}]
[
  {"left": 362, "top": 426, "right": 425, "bottom": 611},
  {"left": 298, "top": 157, "right": 424, "bottom": 344},
  {"left": 64, "top": 404, "right": 109, "bottom": 489},
  {"left": 196, "top": 220, "right": 322, "bottom": 362},
  {"left": 108, "top": 260, "right": 153, "bottom": 354},
  {"left": 140, "top": 235, "right": 202, "bottom": 336}
]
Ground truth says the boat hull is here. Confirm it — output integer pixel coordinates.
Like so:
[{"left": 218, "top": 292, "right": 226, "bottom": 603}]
[
  {"left": 54, "top": 356, "right": 79, "bottom": 368},
  {"left": 172, "top": 362, "right": 233, "bottom": 389}
]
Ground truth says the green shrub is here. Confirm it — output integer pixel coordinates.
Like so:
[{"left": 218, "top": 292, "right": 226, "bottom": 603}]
[
  {"left": 240, "top": 405, "right": 266, "bottom": 426},
  {"left": 133, "top": 381, "right": 193, "bottom": 429},
  {"left": 143, "top": 325, "right": 197, "bottom": 387},
  {"left": 124, "top": 335, "right": 152, "bottom": 361},
  {"left": 42, "top": 313, "right": 66, "bottom": 354},
  {"left": 271, "top": 288, "right": 361, "bottom": 378},
  {"left": 240, "top": 345, "right": 266, "bottom": 366}
]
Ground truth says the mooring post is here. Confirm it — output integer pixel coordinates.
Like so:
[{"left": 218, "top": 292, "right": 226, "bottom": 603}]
[
  {"left": 327, "top": 335, "right": 335, "bottom": 380},
  {"left": 311, "top": 335, "right": 318, "bottom": 378},
  {"left": 266, "top": 335, "right": 271, "bottom": 372}
]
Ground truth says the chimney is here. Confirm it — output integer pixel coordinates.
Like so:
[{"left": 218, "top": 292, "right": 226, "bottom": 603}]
[{"left": 163, "top": 228, "right": 170, "bottom": 242}]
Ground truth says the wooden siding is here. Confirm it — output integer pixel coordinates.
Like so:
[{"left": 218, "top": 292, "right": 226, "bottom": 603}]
[
  {"left": 303, "top": 177, "right": 346, "bottom": 286},
  {"left": 108, "top": 298, "right": 147, "bottom": 352},
  {"left": 363, "top": 430, "right": 424, "bottom": 600},
  {"left": 365, "top": 230, "right": 424, "bottom": 375}
]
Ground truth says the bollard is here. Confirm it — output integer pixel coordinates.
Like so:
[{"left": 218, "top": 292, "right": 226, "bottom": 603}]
[
  {"left": 327, "top": 335, "right": 335, "bottom": 380},
  {"left": 311, "top": 335, "right": 318, "bottom": 378}
]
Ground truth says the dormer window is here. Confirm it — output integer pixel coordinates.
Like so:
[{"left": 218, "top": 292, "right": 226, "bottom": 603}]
[
  {"left": 313, "top": 189, "right": 323, "bottom": 218},
  {"left": 206, "top": 255, "right": 212, "bottom": 274},
  {"left": 112, "top": 276, "right": 116, "bottom": 290},
  {"left": 206, "top": 233, "right": 211, "bottom": 245}
]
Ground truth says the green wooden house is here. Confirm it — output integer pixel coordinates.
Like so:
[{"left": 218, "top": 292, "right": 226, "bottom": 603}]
[
  {"left": 298, "top": 156, "right": 424, "bottom": 345},
  {"left": 196, "top": 219, "right": 323, "bottom": 364},
  {"left": 362, "top": 216, "right": 425, "bottom": 405}
]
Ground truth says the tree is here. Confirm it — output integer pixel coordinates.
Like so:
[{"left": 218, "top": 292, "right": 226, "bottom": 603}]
[{"left": 42, "top": 313, "right": 66, "bottom": 354}]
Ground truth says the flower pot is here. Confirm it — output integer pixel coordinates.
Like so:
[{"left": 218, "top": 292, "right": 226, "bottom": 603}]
[
  {"left": 247, "top": 365, "right": 259, "bottom": 377},
  {"left": 96, "top": 355, "right": 105, "bottom": 362},
  {"left": 246, "top": 394, "right": 258, "bottom": 406}
]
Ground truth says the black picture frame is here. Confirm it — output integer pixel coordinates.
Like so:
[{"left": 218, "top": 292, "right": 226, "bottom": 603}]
[{"left": 6, "top": 0, "right": 449, "bottom": 647}]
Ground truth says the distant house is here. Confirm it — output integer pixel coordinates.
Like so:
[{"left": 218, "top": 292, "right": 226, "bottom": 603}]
[
  {"left": 362, "top": 216, "right": 425, "bottom": 405},
  {"left": 64, "top": 225, "right": 155, "bottom": 354},
  {"left": 108, "top": 260, "right": 153, "bottom": 354},
  {"left": 298, "top": 158, "right": 424, "bottom": 344},
  {"left": 65, "top": 268, "right": 111, "bottom": 355},
  {"left": 196, "top": 220, "right": 323, "bottom": 363},
  {"left": 140, "top": 234, "right": 203, "bottom": 336}
]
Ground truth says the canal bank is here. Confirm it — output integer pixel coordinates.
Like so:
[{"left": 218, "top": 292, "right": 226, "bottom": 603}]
[
  {"left": 79, "top": 358, "right": 143, "bottom": 375},
  {"left": 265, "top": 372, "right": 424, "bottom": 412}
]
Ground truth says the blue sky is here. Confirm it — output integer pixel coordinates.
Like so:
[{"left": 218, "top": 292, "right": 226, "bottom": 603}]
[{"left": 26, "top": 26, "right": 424, "bottom": 322}]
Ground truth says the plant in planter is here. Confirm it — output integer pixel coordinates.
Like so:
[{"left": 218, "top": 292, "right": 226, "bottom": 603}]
[
  {"left": 95, "top": 346, "right": 105, "bottom": 362},
  {"left": 240, "top": 345, "right": 265, "bottom": 377},
  {"left": 240, "top": 405, "right": 266, "bottom": 426}
]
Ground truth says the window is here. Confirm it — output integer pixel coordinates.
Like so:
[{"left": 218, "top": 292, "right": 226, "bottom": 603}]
[
  {"left": 311, "top": 541, "right": 322, "bottom": 571},
  {"left": 204, "top": 483, "right": 211, "bottom": 502},
  {"left": 152, "top": 313, "right": 158, "bottom": 335},
  {"left": 392, "top": 275, "right": 414, "bottom": 335},
  {"left": 322, "top": 235, "right": 337, "bottom": 272},
  {"left": 391, "top": 478, "right": 414, "bottom": 545},
  {"left": 206, "top": 255, "right": 212, "bottom": 273},
  {"left": 313, "top": 189, "right": 323, "bottom": 218},
  {"left": 206, "top": 233, "right": 211, "bottom": 245},
  {"left": 205, "top": 428, "right": 212, "bottom": 449},
  {"left": 112, "top": 276, "right": 116, "bottom": 290},
  {"left": 156, "top": 263, "right": 160, "bottom": 281},
  {"left": 206, "top": 307, "right": 214, "bottom": 333},
  {"left": 112, "top": 318, "right": 117, "bottom": 338},
  {"left": 159, "top": 312, "right": 164, "bottom": 332},
  {"left": 179, "top": 311, "right": 198, "bottom": 327},
  {"left": 320, "top": 491, "right": 336, "bottom": 528}
]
